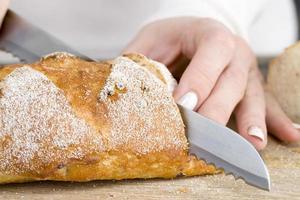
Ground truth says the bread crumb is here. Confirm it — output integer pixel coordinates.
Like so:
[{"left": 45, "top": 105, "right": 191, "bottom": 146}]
[{"left": 177, "top": 187, "right": 189, "bottom": 193}]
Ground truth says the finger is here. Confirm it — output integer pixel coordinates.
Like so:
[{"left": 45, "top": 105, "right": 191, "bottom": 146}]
[
  {"left": 124, "top": 29, "right": 157, "bottom": 56},
  {"left": 265, "top": 89, "right": 300, "bottom": 142},
  {"left": 123, "top": 24, "right": 181, "bottom": 65},
  {"left": 174, "top": 28, "right": 236, "bottom": 110},
  {"left": 197, "top": 38, "right": 250, "bottom": 125},
  {"left": 235, "top": 67, "right": 267, "bottom": 150}
]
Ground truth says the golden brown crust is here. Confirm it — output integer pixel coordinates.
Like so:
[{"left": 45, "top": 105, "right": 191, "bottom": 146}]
[{"left": 0, "top": 52, "right": 217, "bottom": 184}]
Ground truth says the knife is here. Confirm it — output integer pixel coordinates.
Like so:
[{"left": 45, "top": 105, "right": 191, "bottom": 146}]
[{"left": 0, "top": 10, "right": 270, "bottom": 190}]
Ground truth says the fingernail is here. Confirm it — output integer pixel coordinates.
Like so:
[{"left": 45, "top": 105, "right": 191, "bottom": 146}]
[
  {"left": 248, "top": 126, "right": 265, "bottom": 141},
  {"left": 177, "top": 91, "right": 198, "bottom": 110},
  {"left": 292, "top": 123, "right": 300, "bottom": 129}
]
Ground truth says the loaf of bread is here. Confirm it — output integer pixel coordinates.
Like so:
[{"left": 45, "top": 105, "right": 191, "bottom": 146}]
[
  {"left": 0, "top": 52, "right": 217, "bottom": 184},
  {"left": 268, "top": 42, "right": 300, "bottom": 123}
]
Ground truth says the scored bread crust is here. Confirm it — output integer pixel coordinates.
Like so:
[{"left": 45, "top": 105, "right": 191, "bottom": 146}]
[{"left": 0, "top": 52, "right": 217, "bottom": 184}]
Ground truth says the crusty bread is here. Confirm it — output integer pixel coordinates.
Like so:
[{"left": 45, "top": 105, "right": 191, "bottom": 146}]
[
  {"left": 268, "top": 42, "right": 300, "bottom": 123},
  {"left": 0, "top": 52, "right": 217, "bottom": 184}
]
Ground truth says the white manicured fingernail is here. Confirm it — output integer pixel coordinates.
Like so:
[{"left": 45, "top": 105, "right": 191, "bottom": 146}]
[
  {"left": 292, "top": 123, "right": 300, "bottom": 129},
  {"left": 177, "top": 91, "right": 198, "bottom": 110},
  {"left": 248, "top": 126, "right": 264, "bottom": 141}
]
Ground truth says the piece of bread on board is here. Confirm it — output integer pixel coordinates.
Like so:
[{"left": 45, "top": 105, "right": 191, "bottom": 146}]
[
  {"left": 0, "top": 52, "right": 217, "bottom": 184},
  {"left": 268, "top": 42, "right": 300, "bottom": 123}
]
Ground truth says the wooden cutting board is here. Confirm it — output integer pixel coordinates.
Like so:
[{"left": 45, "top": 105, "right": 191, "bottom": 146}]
[{"left": 0, "top": 136, "right": 299, "bottom": 200}]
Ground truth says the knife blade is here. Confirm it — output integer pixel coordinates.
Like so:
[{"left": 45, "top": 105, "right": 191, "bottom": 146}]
[
  {"left": 0, "top": 10, "right": 92, "bottom": 62},
  {"left": 178, "top": 105, "right": 270, "bottom": 190},
  {"left": 0, "top": 10, "right": 270, "bottom": 190}
]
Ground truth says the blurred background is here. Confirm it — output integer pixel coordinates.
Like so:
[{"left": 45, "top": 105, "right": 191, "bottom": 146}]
[{"left": 0, "top": 0, "right": 298, "bottom": 68}]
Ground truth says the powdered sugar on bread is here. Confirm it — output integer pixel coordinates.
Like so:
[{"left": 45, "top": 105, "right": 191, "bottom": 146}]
[
  {"left": 0, "top": 66, "right": 103, "bottom": 174},
  {"left": 148, "top": 59, "right": 178, "bottom": 93},
  {"left": 0, "top": 53, "right": 185, "bottom": 175},
  {"left": 99, "top": 56, "right": 187, "bottom": 154}
]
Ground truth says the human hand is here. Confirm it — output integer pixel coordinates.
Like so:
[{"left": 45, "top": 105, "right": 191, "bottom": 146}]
[{"left": 124, "top": 17, "right": 267, "bottom": 150}]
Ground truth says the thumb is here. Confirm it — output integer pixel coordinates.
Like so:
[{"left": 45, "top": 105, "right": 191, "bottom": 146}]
[
  {"left": 122, "top": 28, "right": 156, "bottom": 58},
  {"left": 123, "top": 23, "right": 181, "bottom": 65},
  {"left": 124, "top": 33, "right": 178, "bottom": 65}
]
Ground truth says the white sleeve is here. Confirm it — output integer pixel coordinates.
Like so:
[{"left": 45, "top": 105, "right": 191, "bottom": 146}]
[
  {"left": 0, "top": 0, "right": 10, "bottom": 26},
  {"left": 145, "top": 0, "right": 271, "bottom": 40}
]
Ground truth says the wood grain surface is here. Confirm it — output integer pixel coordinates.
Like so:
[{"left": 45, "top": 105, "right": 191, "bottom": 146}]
[{"left": 0, "top": 137, "right": 299, "bottom": 200}]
